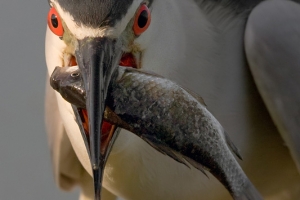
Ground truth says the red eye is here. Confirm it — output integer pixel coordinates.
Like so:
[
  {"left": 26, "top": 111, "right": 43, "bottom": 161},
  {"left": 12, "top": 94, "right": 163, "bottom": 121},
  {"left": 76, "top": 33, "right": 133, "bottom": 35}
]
[
  {"left": 133, "top": 4, "right": 151, "bottom": 36},
  {"left": 47, "top": 7, "right": 64, "bottom": 37}
]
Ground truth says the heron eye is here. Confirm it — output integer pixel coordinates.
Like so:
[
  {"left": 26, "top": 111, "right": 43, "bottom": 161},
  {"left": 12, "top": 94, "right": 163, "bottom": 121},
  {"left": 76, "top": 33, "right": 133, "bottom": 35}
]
[
  {"left": 133, "top": 4, "right": 151, "bottom": 35},
  {"left": 47, "top": 7, "right": 64, "bottom": 37}
]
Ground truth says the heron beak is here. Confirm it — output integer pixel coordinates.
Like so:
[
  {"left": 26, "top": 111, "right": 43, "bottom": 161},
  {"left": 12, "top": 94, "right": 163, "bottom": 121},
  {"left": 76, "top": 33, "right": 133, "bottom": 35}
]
[{"left": 73, "top": 37, "right": 122, "bottom": 200}]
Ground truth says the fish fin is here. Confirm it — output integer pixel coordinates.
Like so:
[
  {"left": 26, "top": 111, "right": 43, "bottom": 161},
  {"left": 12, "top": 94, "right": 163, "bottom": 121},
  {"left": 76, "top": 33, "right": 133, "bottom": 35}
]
[
  {"left": 224, "top": 131, "right": 243, "bottom": 160},
  {"left": 180, "top": 86, "right": 207, "bottom": 106},
  {"left": 141, "top": 135, "right": 209, "bottom": 177},
  {"left": 234, "top": 181, "right": 263, "bottom": 200},
  {"left": 183, "top": 156, "right": 209, "bottom": 178},
  {"left": 141, "top": 135, "right": 190, "bottom": 169}
]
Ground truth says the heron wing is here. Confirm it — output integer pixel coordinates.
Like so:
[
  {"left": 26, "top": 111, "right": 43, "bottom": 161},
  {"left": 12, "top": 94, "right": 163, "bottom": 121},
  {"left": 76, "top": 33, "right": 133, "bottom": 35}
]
[{"left": 245, "top": 0, "right": 300, "bottom": 171}]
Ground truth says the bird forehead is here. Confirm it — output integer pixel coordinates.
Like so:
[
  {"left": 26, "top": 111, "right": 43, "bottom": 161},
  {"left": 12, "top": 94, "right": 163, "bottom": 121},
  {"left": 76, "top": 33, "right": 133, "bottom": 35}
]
[{"left": 53, "top": 0, "right": 136, "bottom": 28}]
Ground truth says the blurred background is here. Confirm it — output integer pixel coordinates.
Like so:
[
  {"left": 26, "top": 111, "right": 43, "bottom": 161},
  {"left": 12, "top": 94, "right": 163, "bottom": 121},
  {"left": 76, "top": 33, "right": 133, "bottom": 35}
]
[{"left": 0, "top": 0, "right": 78, "bottom": 199}]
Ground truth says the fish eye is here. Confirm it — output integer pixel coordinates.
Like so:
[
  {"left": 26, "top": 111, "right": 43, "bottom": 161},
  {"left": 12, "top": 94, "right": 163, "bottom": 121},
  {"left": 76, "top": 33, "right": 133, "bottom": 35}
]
[
  {"left": 47, "top": 7, "right": 64, "bottom": 37},
  {"left": 71, "top": 72, "right": 80, "bottom": 78},
  {"left": 133, "top": 4, "right": 151, "bottom": 36}
]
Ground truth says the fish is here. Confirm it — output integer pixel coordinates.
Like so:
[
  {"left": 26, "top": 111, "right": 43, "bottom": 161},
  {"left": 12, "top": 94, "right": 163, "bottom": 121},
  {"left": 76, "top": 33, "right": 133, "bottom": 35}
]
[{"left": 50, "top": 65, "right": 263, "bottom": 200}]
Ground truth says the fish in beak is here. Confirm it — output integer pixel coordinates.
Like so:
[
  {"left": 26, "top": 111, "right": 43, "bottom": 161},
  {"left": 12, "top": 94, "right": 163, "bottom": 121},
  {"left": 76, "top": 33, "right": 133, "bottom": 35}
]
[
  {"left": 50, "top": 65, "right": 263, "bottom": 200},
  {"left": 73, "top": 37, "right": 122, "bottom": 200}
]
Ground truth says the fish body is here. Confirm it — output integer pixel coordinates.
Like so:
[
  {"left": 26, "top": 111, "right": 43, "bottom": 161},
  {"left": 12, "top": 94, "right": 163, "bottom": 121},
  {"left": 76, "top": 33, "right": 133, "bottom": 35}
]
[{"left": 50, "top": 66, "right": 262, "bottom": 200}]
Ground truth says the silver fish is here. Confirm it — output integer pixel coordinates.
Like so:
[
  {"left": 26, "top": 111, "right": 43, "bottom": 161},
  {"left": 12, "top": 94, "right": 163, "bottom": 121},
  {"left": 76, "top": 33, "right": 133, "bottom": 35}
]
[{"left": 50, "top": 66, "right": 263, "bottom": 200}]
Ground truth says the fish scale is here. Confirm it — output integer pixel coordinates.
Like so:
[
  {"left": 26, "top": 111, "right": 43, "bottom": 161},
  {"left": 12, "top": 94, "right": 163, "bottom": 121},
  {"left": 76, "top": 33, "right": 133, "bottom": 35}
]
[{"left": 107, "top": 67, "right": 260, "bottom": 199}]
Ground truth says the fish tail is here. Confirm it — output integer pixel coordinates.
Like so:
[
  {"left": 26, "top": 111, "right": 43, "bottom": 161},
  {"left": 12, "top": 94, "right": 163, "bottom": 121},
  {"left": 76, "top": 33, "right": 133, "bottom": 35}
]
[{"left": 234, "top": 181, "right": 263, "bottom": 200}]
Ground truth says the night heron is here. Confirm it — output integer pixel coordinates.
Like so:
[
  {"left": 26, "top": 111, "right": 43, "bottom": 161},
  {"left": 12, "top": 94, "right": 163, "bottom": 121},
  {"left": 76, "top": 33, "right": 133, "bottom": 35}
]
[{"left": 45, "top": 0, "right": 300, "bottom": 199}]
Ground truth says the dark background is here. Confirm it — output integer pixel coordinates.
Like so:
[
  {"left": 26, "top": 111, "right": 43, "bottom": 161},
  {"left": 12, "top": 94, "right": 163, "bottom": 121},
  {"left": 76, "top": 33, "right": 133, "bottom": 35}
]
[{"left": 0, "top": 0, "right": 78, "bottom": 199}]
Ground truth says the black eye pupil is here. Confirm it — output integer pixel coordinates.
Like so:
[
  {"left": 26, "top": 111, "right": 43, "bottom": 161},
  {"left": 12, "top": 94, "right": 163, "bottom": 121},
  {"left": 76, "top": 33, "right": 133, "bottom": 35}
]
[
  {"left": 51, "top": 14, "right": 59, "bottom": 28},
  {"left": 138, "top": 10, "right": 148, "bottom": 28}
]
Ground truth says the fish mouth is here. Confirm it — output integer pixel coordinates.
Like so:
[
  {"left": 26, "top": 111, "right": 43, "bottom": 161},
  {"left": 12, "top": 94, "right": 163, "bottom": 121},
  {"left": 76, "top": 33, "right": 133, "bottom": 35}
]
[{"left": 61, "top": 51, "right": 140, "bottom": 157}]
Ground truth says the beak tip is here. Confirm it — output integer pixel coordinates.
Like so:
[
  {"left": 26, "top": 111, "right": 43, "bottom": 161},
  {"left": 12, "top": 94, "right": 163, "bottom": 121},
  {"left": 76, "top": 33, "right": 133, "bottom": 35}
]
[{"left": 93, "top": 168, "right": 102, "bottom": 200}]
